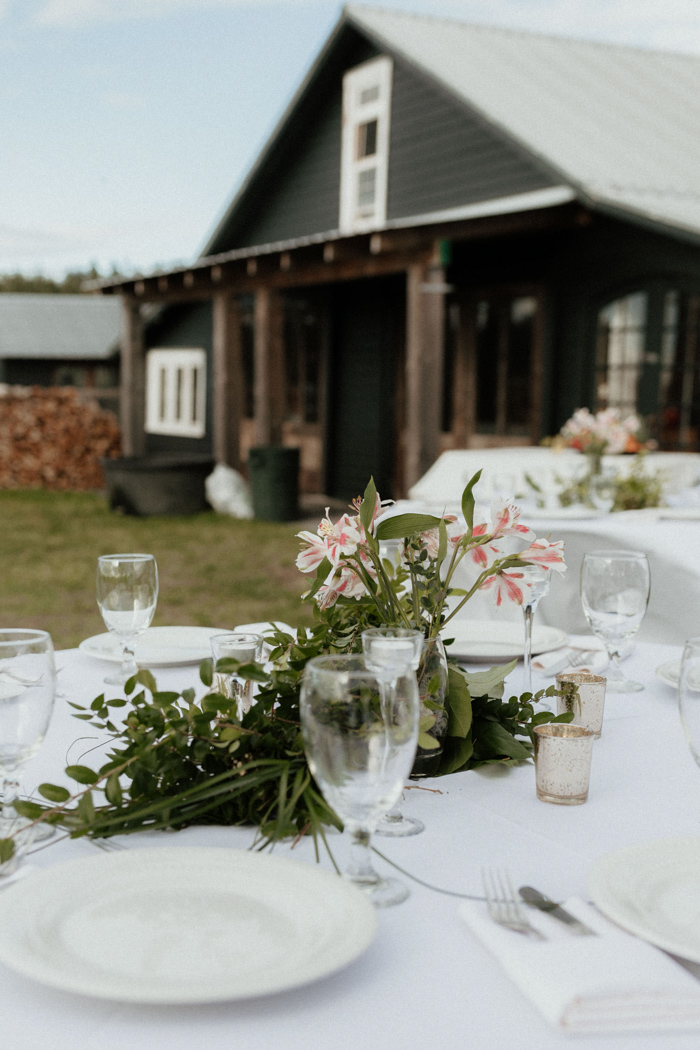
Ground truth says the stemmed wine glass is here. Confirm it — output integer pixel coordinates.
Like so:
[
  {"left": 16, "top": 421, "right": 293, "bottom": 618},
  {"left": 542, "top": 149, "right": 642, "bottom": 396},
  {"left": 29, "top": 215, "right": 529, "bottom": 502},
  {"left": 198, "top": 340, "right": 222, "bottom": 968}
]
[
  {"left": 678, "top": 637, "right": 700, "bottom": 768},
  {"left": 362, "top": 627, "right": 424, "bottom": 837},
  {"left": 96, "top": 554, "right": 158, "bottom": 685},
  {"left": 580, "top": 550, "right": 650, "bottom": 692},
  {"left": 519, "top": 565, "right": 551, "bottom": 696},
  {"left": 300, "top": 654, "right": 419, "bottom": 907},
  {"left": 0, "top": 630, "right": 56, "bottom": 873}
]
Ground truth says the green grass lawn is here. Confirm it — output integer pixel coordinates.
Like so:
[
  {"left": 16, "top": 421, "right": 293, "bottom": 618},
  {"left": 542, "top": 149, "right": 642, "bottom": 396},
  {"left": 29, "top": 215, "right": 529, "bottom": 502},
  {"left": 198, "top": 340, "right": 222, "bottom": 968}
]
[{"left": 0, "top": 490, "right": 315, "bottom": 650}]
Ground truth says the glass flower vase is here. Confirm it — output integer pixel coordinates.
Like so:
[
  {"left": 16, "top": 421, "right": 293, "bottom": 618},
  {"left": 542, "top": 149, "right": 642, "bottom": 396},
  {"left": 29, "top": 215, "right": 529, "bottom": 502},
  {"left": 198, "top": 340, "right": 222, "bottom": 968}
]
[{"left": 411, "top": 636, "right": 448, "bottom": 778}]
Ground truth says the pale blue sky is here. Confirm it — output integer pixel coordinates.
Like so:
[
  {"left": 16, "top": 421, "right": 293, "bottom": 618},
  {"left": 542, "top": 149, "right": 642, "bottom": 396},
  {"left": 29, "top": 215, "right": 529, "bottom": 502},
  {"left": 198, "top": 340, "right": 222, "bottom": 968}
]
[{"left": 3, "top": 0, "right": 700, "bottom": 277}]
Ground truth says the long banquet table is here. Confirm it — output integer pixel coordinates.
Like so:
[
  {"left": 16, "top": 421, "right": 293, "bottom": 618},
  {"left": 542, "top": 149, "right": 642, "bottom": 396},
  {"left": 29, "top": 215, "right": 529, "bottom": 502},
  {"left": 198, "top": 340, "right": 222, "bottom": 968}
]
[{"left": 4, "top": 642, "right": 700, "bottom": 1050}]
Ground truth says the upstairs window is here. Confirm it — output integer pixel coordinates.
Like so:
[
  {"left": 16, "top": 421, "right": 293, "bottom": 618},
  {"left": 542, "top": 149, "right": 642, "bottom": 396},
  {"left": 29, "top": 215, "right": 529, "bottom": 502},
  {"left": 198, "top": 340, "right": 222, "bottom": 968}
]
[
  {"left": 339, "top": 56, "right": 393, "bottom": 234},
  {"left": 145, "top": 347, "right": 206, "bottom": 438}
]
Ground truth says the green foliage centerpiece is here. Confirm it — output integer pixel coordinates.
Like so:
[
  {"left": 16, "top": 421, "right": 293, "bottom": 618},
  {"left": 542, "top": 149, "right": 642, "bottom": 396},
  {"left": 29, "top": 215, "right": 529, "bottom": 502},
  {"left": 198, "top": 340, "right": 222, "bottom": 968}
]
[{"left": 1, "top": 473, "right": 571, "bottom": 865}]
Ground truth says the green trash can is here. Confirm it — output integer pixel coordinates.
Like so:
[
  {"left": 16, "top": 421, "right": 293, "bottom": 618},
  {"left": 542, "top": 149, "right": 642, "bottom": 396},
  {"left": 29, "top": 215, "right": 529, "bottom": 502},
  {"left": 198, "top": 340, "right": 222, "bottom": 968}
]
[{"left": 248, "top": 446, "right": 300, "bottom": 522}]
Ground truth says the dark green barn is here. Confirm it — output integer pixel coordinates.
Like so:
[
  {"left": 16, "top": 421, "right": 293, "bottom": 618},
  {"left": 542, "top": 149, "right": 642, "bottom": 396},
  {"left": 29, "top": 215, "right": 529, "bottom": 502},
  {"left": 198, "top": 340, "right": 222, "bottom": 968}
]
[{"left": 96, "top": 5, "right": 700, "bottom": 499}]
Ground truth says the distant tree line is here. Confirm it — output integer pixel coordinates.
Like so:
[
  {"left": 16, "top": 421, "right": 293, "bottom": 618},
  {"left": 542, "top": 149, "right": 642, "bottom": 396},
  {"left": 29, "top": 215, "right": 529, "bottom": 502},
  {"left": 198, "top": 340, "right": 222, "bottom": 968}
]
[{"left": 0, "top": 267, "right": 124, "bottom": 294}]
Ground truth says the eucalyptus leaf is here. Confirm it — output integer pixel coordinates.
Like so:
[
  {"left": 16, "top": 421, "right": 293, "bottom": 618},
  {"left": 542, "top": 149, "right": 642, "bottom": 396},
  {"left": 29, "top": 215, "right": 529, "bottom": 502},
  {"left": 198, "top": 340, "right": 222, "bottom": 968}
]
[
  {"left": 473, "top": 721, "right": 531, "bottom": 762},
  {"left": 38, "top": 783, "right": 70, "bottom": 803},
  {"left": 13, "top": 800, "right": 44, "bottom": 820},
  {"left": 0, "top": 838, "right": 15, "bottom": 864},
  {"left": 65, "top": 764, "right": 99, "bottom": 785}
]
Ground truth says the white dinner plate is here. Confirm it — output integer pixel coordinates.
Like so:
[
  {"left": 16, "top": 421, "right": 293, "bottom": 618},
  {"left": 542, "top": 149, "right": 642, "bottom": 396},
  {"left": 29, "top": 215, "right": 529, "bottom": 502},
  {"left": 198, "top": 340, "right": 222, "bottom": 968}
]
[
  {"left": 442, "top": 621, "right": 568, "bottom": 662},
  {"left": 588, "top": 837, "right": 700, "bottom": 963},
  {"left": 79, "top": 626, "right": 228, "bottom": 666},
  {"left": 0, "top": 848, "right": 377, "bottom": 1003},
  {"left": 656, "top": 659, "right": 680, "bottom": 688}
]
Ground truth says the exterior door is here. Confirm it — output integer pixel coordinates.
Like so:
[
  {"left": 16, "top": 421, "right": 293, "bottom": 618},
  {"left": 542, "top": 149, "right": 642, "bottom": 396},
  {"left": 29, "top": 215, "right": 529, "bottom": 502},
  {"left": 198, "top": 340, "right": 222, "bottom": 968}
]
[{"left": 326, "top": 277, "right": 403, "bottom": 500}]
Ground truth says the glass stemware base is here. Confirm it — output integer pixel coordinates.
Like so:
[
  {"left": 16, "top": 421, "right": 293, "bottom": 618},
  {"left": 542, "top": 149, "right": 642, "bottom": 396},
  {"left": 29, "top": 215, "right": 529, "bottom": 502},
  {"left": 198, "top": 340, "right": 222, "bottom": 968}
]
[{"left": 375, "top": 808, "right": 424, "bottom": 837}]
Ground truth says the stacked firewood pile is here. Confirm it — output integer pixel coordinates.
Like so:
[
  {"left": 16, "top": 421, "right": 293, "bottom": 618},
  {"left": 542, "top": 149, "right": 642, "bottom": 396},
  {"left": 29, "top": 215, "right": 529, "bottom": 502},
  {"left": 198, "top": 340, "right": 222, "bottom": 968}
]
[{"left": 0, "top": 385, "right": 121, "bottom": 490}]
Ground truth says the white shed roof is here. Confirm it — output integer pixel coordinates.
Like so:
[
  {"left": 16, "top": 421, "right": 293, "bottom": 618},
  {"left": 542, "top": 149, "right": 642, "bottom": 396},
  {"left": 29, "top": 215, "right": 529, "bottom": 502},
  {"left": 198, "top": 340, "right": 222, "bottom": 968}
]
[
  {"left": 349, "top": 5, "right": 700, "bottom": 238},
  {"left": 0, "top": 295, "right": 121, "bottom": 360}
]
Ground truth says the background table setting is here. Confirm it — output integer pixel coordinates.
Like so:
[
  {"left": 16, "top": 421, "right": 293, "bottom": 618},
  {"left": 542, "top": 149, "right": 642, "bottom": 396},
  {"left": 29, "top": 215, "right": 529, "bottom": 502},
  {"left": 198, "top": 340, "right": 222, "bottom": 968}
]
[{"left": 4, "top": 471, "right": 700, "bottom": 1049}]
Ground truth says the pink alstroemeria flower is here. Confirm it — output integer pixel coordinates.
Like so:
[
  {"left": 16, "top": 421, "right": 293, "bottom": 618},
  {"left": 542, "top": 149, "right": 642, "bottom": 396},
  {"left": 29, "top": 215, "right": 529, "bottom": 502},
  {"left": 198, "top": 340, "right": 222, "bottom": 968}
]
[
  {"left": 317, "top": 512, "right": 361, "bottom": 567},
  {"left": 489, "top": 501, "right": 534, "bottom": 542},
  {"left": 295, "top": 531, "right": 329, "bottom": 573},
  {"left": 479, "top": 570, "right": 526, "bottom": 607},
  {"left": 518, "top": 539, "right": 567, "bottom": 574},
  {"left": 468, "top": 522, "right": 503, "bottom": 569}
]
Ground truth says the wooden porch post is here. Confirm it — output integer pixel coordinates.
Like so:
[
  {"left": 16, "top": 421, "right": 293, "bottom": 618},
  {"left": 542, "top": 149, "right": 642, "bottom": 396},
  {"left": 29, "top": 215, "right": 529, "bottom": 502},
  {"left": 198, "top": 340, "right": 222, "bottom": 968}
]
[
  {"left": 405, "top": 252, "right": 446, "bottom": 490},
  {"left": 120, "top": 296, "right": 145, "bottom": 457},
  {"left": 253, "top": 287, "right": 285, "bottom": 446},
  {"left": 212, "top": 292, "right": 244, "bottom": 468}
]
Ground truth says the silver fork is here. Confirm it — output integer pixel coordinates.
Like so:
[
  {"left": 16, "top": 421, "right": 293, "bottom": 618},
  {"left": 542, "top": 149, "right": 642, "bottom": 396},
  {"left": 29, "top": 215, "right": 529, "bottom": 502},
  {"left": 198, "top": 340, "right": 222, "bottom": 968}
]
[{"left": 482, "top": 868, "right": 546, "bottom": 940}]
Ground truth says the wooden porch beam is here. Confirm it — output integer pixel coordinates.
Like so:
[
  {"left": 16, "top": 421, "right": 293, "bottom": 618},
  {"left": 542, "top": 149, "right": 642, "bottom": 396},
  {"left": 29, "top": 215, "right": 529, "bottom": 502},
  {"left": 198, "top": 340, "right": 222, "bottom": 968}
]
[
  {"left": 253, "top": 288, "right": 285, "bottom": 446},
  {"left": 405, "top": 253, "right": 446, "bottom": 490},
  {"left": 212, "top": 292, "right": 244, "bottom": 469},
  {"left": 120, "top": 297, "right": 146, "bottom": 457}
]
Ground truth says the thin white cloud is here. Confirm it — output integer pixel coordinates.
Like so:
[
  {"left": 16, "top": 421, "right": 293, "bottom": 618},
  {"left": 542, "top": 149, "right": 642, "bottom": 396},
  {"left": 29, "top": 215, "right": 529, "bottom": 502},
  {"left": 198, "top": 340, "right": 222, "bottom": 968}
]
[{"left": 34, "top": 0, "right": 313, "bottom": 29}]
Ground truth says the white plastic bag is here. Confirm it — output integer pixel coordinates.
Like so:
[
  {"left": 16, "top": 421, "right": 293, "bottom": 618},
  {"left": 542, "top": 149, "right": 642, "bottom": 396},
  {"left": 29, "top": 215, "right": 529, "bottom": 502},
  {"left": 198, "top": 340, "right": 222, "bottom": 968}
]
[{"left": 205, "top": 464, "right": 254, "bottom": 518}]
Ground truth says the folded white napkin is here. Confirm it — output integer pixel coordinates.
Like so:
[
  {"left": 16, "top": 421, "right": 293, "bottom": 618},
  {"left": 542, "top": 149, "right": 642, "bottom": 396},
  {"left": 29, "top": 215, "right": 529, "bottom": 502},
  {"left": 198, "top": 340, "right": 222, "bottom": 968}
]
[{"left": 459, "top": 897, "right": 700, "bottom": 1034}]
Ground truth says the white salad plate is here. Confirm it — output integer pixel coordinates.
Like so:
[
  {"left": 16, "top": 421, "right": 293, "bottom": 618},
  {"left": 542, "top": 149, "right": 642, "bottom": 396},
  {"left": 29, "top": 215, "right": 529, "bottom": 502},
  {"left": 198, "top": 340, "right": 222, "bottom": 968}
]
[
  {"left": 588, "top": 837, "right": 700, "bottom": 963},
  {"left": 79, "top": 626, "right": 228, "bottom": 666},
  {"left": 0, "top": 848, "right": 377, "bottom": 1003},
  {"left": 442, "top": 621, "right": 568, "bottom": 662}
]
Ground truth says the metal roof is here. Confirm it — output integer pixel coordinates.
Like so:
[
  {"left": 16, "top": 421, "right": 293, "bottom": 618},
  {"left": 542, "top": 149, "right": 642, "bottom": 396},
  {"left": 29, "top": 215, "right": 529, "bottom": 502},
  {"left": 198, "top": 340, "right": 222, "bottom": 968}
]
[
  {"left": 348, "top": 5, "right": 700, "bottom": 238},
  {"left": 0, "top": 295, "right": 121, "bottom": 360}
]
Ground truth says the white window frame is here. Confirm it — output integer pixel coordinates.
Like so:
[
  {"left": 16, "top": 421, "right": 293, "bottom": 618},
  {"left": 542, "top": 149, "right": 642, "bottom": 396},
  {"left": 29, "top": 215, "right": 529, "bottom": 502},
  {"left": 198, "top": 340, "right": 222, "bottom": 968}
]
[
  {"left": 145, "top": 347, "right": 207, "bottom": 438},
  {"left": 339, "top": 55, "right": 393, "bottom": 234}
]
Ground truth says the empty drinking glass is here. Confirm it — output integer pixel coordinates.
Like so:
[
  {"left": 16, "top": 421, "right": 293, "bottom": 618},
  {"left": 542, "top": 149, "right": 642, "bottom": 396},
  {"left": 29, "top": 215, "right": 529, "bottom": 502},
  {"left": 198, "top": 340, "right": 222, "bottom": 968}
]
[
  {"left": 0, "top": 630, "right": 56, "bottom": 872},
  {"left": 210, "top": 632, "right": 263, "bottom": 719},
  {"left": 362, "top": 627, "right": 424, "bottom": 837},
  {"left": 96, "top": 554, "right": 158, "bottom": 685},
  {"left": 580, "top": 550, "right": 650, "bottom": 692},
  {"left": 300, "top": 654, "right": 419, "bottom": 906}
]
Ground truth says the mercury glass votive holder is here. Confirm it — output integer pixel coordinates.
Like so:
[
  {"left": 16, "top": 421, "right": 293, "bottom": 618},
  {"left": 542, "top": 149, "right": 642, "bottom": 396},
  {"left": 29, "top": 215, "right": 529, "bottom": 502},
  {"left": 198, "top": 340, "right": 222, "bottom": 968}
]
[
  {"left": 533, "top": 723, "right": 595, "bottom": 805},
  {"left": 555, "top": 672, "right": 607, "bottom": 738}
]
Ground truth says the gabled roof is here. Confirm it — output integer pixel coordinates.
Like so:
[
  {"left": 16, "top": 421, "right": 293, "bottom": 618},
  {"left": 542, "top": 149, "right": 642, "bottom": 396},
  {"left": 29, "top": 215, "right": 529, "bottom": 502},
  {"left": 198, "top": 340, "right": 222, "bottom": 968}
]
[
  {"left": 346, "top": 5, "right": 700, "bottom": 239},
  {"left": 202, "top": 4, "right": 700, "bottom": 256},
  {"left": 0, "top": 295, "right": 121, "bottom": 360}
]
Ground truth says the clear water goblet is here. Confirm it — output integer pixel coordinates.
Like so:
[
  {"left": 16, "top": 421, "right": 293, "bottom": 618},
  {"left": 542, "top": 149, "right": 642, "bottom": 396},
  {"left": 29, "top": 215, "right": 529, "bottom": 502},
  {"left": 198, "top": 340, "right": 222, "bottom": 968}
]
[
  {"left": 362, "top": 627, "right": 424, "bottom": 837},
  {"left": 580, "top": 550, "right": 650, "bottom": 692},
  {"left": 0, "top": 629, "right": 56, "bottom": 874},
  {"left": 210, "top": 632, "right": 263, "bottom": 719},
  {"left": 96, "top": 554, "right": 158, "bottom": 685},
  {"left": 678, "top": 637, "right": 700, "bottom": 770},
  {"left": 520, "top": 565, "right": 551, "bottom": 696},
  {"left": 300, "top": 654, "right": 419, "bottom": 907}
]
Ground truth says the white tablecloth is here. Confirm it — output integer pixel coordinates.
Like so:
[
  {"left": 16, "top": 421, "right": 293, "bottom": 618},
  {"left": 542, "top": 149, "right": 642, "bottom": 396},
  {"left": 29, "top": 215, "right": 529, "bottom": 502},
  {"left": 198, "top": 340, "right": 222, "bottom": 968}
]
[{"left": 4, "top": 644, "right": 700, "bottom": 1050}]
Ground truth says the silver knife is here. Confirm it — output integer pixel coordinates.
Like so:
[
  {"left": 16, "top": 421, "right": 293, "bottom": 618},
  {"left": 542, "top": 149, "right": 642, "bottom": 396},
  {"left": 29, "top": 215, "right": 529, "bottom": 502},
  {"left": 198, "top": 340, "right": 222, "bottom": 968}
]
[{"left": 519, "top": 886, "right": 597, "bottom": 936}]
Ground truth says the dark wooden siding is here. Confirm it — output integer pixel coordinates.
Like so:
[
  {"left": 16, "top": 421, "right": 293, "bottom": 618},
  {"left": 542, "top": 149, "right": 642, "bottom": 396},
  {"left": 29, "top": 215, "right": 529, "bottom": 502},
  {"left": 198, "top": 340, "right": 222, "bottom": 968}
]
[
  {"left": 386, "top": 59, "right": 556, "bottom": 220},
  {"left": 144, "top": 301, "right": 214, "bottom": 455},
  {"left": 209, "top": 31, "right": 377, "bottom": 252},
  {"left": 207, "top": 24, "right": 557, "bottom": 253},
  {"left": 233, "top": 91, "right": 343, "bottom": 247}
]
